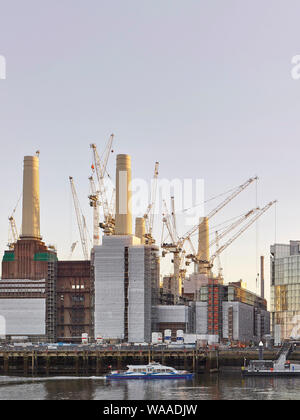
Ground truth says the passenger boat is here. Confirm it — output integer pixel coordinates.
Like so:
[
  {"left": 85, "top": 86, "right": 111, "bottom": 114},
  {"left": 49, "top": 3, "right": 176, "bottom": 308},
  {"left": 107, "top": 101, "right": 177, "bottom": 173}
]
[{"left": 106, "top": 362, "right": 194, "bottom": 380}]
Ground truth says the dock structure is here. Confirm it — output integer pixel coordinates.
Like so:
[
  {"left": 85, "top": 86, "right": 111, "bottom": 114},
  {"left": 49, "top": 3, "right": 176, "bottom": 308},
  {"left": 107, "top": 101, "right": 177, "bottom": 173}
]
[
  {"left": 0, "top": 348, "right": 209, "bottom": 376},
  {"left": 0, "top": 348, "right": 280, "bottom": 376},
  {"left": 242, "top": 341, "right": 300, "bottom": 376}
]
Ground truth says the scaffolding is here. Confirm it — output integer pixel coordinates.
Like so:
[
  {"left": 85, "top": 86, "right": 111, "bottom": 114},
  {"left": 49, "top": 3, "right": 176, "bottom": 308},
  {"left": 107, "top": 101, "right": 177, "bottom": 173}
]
[{"left": 46, "top": 261, "right": 57, "bottom": 343}]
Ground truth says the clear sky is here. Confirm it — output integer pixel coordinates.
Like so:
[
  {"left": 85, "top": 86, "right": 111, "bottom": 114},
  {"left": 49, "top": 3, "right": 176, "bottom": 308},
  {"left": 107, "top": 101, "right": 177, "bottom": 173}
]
[{"left": 1, "top": 0, "right": 300, "bottom": 305}]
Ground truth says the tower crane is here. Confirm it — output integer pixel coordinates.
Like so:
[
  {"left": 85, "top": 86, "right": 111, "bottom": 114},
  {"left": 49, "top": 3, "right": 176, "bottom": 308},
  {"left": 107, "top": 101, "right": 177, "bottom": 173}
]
[
  {"left": 90, "top": 134, "right": 115, "bottom": 236},
  {"left": 214, "top": 231, "right": 223, "bottom": 283},
  {"left": 7, "top": 195, "right": 21, "bottom": 249},
  {"left": 144, "top": 162, "right": 159, "bottom": 245},
  {"left": 181, "top": 176, "right": 258, "bottom": 273},
  {"left": 69, "top": 176, "right": 90, "bottom": 260},
  {"left": 161, "top": 197, "right": 187, "bottom": 298},
  {"left": 181, "top": 176, "right": 259, "bottom": 243},
  {"left": 88, "top": 175, "right": 100, "bottom": 246},
  {"left": 185, "top": 207, "right": 260, "bottom": 265},
  {"left": 8, "top": 216, "right": 19, "bottom": 249},
  {"left": 208, "top": 207, "right": 259, "bottom": 248},
  {"left": 209, "top": 200, "right": 277, "bottom": 267}
]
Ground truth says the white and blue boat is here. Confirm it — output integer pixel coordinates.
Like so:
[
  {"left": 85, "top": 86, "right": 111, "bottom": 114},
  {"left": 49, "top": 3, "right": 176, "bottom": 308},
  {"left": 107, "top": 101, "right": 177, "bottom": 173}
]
[{"left": 106, "top": 362, "right": 194, "bottom": 380}]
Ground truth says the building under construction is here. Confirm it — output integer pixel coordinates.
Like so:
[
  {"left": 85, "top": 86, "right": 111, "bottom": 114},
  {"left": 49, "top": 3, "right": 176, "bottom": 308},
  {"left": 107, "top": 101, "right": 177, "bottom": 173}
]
[
  {"left": 0, "top": 155, "right": 56, "bottom": 340},
  {"left": 94, "top": 154, "right": 160, "bottom": 343},
  {"left": 49, "top": 260, "right": 94, "bottom": 343},
  {"left": 0, "top": 144, "right": 274, "bottom": 346},
  {"left": 0, "top": 154, "right": 94, "bottom": 343}
]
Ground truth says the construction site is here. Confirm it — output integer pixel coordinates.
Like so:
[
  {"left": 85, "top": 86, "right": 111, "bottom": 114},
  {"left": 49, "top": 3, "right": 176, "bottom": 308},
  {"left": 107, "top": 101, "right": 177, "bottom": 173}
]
[{"left": 0, "top": 135, "right": 276, "bottom": 350}]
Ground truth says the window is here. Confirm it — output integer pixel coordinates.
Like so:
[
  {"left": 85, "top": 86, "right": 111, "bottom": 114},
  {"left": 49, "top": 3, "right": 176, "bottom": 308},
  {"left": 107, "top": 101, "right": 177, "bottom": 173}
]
[{"left": 71, "top": 295, "right": 84, "bottom": 303}]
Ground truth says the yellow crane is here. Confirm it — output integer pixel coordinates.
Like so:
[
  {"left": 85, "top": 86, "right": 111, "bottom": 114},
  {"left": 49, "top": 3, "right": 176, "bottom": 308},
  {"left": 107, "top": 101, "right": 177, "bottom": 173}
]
[
  {"left": 7, "top": 195, "right": 21, "bottom": 249},
  {"left": 88, "top": 175, "right": 100, "bottom": 246},
  {"left": 161, "top": 196, "right": 187, "bottom": 298},
  {"left": 90, "top": 134, "right": 115, "bottom": 236}
]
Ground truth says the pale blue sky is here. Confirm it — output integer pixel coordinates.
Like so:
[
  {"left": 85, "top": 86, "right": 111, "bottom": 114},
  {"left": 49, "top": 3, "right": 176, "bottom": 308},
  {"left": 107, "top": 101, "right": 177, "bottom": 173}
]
[{"left": 1, "top": 0, "right": 300, "bottom": 304}]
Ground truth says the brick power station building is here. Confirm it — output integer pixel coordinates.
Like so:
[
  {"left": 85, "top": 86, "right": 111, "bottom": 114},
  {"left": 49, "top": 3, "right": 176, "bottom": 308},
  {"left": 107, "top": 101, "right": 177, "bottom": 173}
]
[{"left": 0, "top": 154, "right": 94, "bottom": 343}]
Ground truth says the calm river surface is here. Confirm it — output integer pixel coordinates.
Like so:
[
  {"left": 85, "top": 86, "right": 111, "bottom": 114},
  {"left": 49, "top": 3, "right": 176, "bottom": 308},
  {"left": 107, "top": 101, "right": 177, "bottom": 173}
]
[{"left": 0, "top": 373, "right": 300, "bottom": 400}]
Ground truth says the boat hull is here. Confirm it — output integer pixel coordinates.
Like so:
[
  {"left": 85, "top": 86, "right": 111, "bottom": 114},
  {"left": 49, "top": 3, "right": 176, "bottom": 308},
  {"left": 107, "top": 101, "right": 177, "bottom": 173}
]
[{"left": 106, "top": 373, "right": 194, "bottom": 380}]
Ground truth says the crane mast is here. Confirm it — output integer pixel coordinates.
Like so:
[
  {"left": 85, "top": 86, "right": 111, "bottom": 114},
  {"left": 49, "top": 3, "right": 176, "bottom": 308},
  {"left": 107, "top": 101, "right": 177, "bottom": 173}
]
[
  {"left": 69, "top": 176, "right": 90, "bottom": 260},
  {"left": 214, "top": 231, "right": 223, "bottom": 283},
  {"left": 7, "top": 195, "right": 21, "bottom": 249},
  {"left": 88, "top": 175, "right": 100, "bottom": 246},
  {"left": 8, "top": 216, "right": 19, "bottom": 249},
  {"left": 90, "top": 134, "right": 115, "bottom": 236},
  {"left": 161, "top": 197, "right": 186, "bottom": 299},
  {"left": 144, "top": 162, "right": 159, "bottom": 245}
]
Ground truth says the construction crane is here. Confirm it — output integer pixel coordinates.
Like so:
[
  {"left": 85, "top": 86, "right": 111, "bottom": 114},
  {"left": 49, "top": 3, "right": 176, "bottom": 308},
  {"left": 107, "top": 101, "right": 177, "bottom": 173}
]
[
  {"left": 144, "top": 162, "right": 159, "bottom": 245},
  {"left": 69, "top": 176, "right": 90, "bottom": 260},
  {"left": 209, "top": 200, "right": 277, "bottom": 267},
  {"left": 214, "top": 231, "right": 223, "bottom": 283},
  {"left": 208, "top": 208, "right": 260, "bottom": 248},
  {"left": 7, "top": 195, "right": 21, "bottom": 249},
  {"left": 185, "top": 207, "right": 259, "bottom": 261},
  {"left": 88, "top": 175, "right": 100, "bottom": 246},
  {"left": 90, "top": 134, "right": 115, "bottom": 236},
  {"left": 181, "top": 176, "right": 258, "bottom": 274},
  {"left": 181, "top": 176, "right": 259, "bottom": 243},
  {"left": 161, "top": 197, "right": 187, "bottom": 299},
  {"left": 8, "top": 216, "right": 19, "bottom": 249}
]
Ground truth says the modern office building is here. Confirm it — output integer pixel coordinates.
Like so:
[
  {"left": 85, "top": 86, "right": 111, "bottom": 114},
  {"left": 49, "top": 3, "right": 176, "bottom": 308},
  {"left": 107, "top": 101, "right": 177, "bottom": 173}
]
[{"left": 270, "top": 241, "right": 300, "bottom": 342}]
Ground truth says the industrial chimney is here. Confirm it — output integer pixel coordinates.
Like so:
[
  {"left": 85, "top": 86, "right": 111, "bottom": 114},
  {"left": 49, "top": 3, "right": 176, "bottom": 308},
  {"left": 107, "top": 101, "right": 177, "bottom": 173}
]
[
  {"left": 135, "top": 217, "right": 146, "bottom": 244},
  {"left": 115, "top": 154, "right": 132, "bottom": 235},
  {"left": 20, "top": 155, "right": 41, "bottom": 240}
]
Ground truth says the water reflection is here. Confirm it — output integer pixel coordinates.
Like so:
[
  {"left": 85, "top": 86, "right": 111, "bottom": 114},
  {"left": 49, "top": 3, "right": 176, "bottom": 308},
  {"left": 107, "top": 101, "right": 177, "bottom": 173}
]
[{"left": 0, "top": 373, "right": 299, "bottom": 400}]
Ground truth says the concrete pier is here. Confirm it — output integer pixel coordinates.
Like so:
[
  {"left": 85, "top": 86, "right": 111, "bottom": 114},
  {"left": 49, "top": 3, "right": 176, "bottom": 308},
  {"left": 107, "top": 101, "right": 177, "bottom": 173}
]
[{"left": 0, "top": 348, "right": 280, "bottom": 376}]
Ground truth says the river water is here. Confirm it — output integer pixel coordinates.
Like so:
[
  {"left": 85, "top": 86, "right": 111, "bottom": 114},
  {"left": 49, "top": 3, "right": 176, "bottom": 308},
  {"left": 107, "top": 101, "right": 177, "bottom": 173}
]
[{"left": 0, "top": 372, "right": 299, "bottom": 400}]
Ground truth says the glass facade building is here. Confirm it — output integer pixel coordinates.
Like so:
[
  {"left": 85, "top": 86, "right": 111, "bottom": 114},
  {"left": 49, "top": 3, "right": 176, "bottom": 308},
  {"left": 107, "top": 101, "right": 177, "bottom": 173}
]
[{"left": 270, "top": 241, "right": 300, "bottom": 341}]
